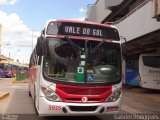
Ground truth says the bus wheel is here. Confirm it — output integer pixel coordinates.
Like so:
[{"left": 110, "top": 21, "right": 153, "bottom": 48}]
[
  {"left": 29, "top": 90, "right": 31, "bottom": 97},
  {"left": 28, "top": 84, "right": 31, "bottom": 97},
  {"left": 34, "top": 86, "right": 38, "bottom": 115},
  {"left": 34, "top": 96, "right": 38, "bottom": 115}
]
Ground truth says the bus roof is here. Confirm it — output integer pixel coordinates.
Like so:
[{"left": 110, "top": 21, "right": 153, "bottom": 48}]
[{"left": 45, "top": 19, "right": 117, "bottom": 29}]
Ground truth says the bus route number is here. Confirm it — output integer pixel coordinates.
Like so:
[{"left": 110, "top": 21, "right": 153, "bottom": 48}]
[{"left": 48, "top": 105, "right": 61, "bottom": 110}]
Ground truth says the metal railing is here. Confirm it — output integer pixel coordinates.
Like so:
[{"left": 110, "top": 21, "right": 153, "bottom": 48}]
[{"left": 14, "top": 72, "right": 28, "bottom": 81}]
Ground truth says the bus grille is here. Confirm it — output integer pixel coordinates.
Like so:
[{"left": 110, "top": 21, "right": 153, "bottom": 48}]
[
  {"left": 56, "top": 84, "right": 112, "bottom": 103},
  {"left": 69, "top": 106, "right": 98, "bottom": 112}
]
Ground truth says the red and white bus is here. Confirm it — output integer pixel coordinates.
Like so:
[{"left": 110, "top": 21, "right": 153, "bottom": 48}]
[{"left": 28, "top": 20, "right": 122, "bottom": 116}]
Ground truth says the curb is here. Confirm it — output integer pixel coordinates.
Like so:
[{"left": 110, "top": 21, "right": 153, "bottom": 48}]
[
  {"left": 0, "top": 92, "right": 9, "bottom": 100},
  {"left": 12, "top": 81, "right": 28, "bottom": 84}
]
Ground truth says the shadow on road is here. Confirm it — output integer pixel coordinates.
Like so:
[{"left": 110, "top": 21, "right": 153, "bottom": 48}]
[
  {"left": 5, "top": 115, "right": 107, "bottom": 120},
  {"left": 41, "top": 116, "right": 101, "bottom": 120}
]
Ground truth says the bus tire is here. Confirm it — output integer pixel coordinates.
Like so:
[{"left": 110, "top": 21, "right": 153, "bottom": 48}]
[
  {"left": 34, "top": 85, "right": 38, "bottom": 115},
  {"left": 29, "top": 90, "right": 31, "bottom": 97},
  {"left": 28, "top": 84, "right": 31, "bottom": 97},
  {"left": 34, "top": 96, "right": 38, "bottom": 115}
]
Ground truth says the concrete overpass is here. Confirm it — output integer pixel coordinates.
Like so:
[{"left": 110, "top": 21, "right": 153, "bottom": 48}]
[{"left": 86, "top": 0, "right": 160, "bottom": 57}]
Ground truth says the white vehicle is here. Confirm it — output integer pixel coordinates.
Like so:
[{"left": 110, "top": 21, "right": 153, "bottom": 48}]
[
  {"left": 139, "top": 54, "right": 160, "bottom": 90},
  {"left": 28, "top": 20, "right": 123, "bottom": 116}
]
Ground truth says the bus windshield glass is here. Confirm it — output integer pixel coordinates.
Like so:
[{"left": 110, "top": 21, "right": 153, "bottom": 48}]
[
  {"left": 3, "top": 65, "right": 11, "bottom": 71},
  {"left": 43, "top": 37, "right": 121, "bottom": 85}
]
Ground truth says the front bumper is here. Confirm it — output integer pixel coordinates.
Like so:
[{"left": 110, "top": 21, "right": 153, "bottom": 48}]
[{"left": 38, "top": 97, "right": 122, "bottom": 116}]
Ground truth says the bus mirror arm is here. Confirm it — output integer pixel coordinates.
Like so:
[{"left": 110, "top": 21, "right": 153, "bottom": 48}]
[
  {"left": 122, "top": 44, "right": 126, "bottom": 59},
  {"left": 120, "top": 36, "right": 126, "bottom": 43},
  {"left": 120, "top": 36, "right": 127, "bottom": 59}
]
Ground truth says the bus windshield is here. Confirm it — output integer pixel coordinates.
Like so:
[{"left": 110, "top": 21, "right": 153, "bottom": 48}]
[
  {"left": 43, "top": 37, "right": 121, "bottom": 85},
  {"left": 4, "top": 65, "right": 11, "bottom": 71}
]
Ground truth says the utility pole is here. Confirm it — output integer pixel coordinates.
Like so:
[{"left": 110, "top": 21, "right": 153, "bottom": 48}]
[
  {"left": 32, "top": 30, "right": 34, "bottom": 51},
  {"left": 0, "top": 24, "right": 2, "bottom": 55}
]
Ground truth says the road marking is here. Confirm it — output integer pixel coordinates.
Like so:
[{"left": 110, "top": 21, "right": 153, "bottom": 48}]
[
  {"left": 13, "top": 81, "right": 28, "bottom": 84},
  {"left": 15, "top": 89, "right": 28, "bottom": 91},
  {"left": 0, "top": 92, "right": 9, "bottom": 100},
  {"left": 121, "top": 104, "right": 142, "bottom": 115},
  {"left": 0, "top": 85, "right": 28, "bottom": 92}
]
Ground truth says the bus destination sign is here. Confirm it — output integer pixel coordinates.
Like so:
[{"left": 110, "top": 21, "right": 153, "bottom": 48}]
[
  {"left": 63, "top": 26, "right": 103, "bottom": 37},
  {"left": 47, "top": 22, "right": 120, "bottom": 41}
]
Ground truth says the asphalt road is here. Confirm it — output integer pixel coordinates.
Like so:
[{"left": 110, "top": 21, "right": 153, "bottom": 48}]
[{"left": 0, "top": 78, "right": 160, "bottom": 120}]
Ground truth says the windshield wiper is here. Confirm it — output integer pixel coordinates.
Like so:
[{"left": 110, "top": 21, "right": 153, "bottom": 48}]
[
  {"left": 90, "top": 39, "right": 106, "bottom": 53},
  {"left": 65, "top": 36, "right": 82, "bottom": 54}
]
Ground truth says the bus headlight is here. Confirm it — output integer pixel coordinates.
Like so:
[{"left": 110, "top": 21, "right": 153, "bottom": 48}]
[
  {"left": 106, "top": 90, "right": 121, "bottom": 102},
  {"left": 41, "top": 86, "right": 62, "bottom": 102}
]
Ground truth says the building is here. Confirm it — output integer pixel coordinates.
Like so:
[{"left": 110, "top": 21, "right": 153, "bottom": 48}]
[
  {"left": 0, "top": 55, "right": 7, "bottom": 62},
  {"left": 86, "top": 0, "right": 160, "bottom": 57}
]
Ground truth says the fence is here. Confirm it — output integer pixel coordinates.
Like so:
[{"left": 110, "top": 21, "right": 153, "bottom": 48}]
[{"left": 15, "top": 72, "right": 28, "bottom": 81}]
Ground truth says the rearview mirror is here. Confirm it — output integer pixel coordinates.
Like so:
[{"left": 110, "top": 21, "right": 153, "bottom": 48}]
[
  {"left": 36, "top": 37, "right": 45, "bottom": 56},
  {"left": 122, "top": 44, "right": 126, "bottom": 58}
]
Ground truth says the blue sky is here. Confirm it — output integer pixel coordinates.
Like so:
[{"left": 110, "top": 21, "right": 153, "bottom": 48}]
[
  {"left": 1, "top": 0, "right": 96, "bottom": 31},
  {"left": 0, "top": 0, "right": 96, "bottom": 64}
]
